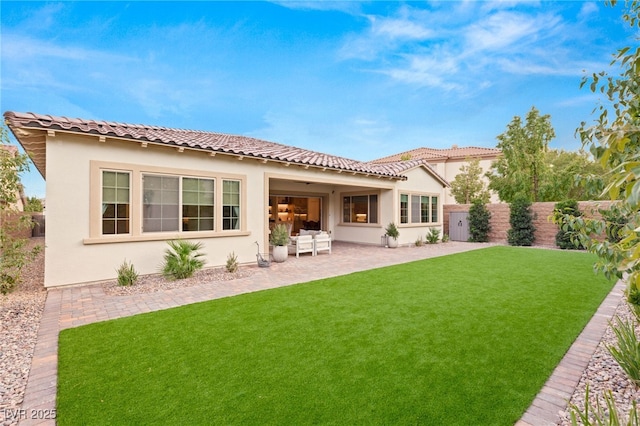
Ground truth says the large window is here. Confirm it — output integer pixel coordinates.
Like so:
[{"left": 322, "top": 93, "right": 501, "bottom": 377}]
[
  {"left": 143, "top": 174, "right": 219, "bottom": 233},
  {"left": 401, "top": 193, "right": 439, "bottom": 224},
  {"left": 143, "top": 175, "right": 179, "bottom": 232},
  {"left": 90, "top": 162, "right": 245, "bottom": 242},
  {"left": 342, "top": 194, "right": 378, "bottom": 224},
  {"left": 102, "top": 171, "right": 130, "bottom": 235}
]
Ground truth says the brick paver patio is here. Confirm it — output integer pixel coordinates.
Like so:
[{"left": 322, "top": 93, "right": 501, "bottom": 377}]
[{"left": 16, "top": 241, "right": 624, "bottom": 425}]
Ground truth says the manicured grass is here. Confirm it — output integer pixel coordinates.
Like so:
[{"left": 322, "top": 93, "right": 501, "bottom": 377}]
[{"left": 58, "top": 247, "right": 613, "bottom": 425}]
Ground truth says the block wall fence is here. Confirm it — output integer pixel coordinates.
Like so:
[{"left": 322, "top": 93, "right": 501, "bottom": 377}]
[{"left": 443, "top": 201, "right": 613, "bottom": 246}]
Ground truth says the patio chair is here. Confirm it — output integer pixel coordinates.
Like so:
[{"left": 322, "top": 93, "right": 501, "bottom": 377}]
[
  {"left": 314, "top": 232, "right": 332, "bottom": 255},
  {"left": 294, "top": 234, "right": 315, "bottom": 257}
]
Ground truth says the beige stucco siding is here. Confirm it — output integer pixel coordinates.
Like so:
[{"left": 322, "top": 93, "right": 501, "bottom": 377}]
[
  {"left": 393, "top": 167, "right": 446, "bottom": 245},
  {"left": 44, "top": 134, "right": 447, "bottom": 287},
  {"left": 44, "top": 134, "right": 268, "bottom": 287}
]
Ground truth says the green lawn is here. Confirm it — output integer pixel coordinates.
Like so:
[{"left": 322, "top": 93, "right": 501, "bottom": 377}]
[{"left": 57, "top": 246, "right": 613, "bottom": 425}]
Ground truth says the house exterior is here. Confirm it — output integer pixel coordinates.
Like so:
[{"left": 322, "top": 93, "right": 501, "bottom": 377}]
[
  {"left": 5, "top": 111, "right": 449, "bottom": 288},
  {"left": 370, "top": 146, "right": 502, "bottom": 204}
]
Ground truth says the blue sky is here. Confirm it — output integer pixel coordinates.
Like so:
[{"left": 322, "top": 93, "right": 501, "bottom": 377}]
[{"left": 1, "top": 1, "right": 634, "bottom": 198}]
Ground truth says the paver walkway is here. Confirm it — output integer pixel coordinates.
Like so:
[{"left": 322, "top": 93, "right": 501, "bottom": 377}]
[{"left": 17, "top": 242, "right": 623, "bottom": 425}]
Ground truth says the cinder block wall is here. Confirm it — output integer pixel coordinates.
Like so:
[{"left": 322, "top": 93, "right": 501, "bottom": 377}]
[{"left": 443, "top": 201, "right": 613, "bottom": 246}]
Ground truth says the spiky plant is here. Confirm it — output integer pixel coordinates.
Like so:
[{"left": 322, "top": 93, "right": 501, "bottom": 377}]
[{"left": 161, "top": 240, "right": 206, "bottom": 280}]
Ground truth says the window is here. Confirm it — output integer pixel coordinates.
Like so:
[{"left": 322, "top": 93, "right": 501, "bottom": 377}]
[
  {"left": 143, "top": 175, "right": 179, "bottom": 232},
  {"left": 342, "top": 194, "right": 378, "bottom": 224},
  {"left": 222, "top": 180, "right": 240, "bottom": 230},
  {"left": 400, "top": 194, "right": 409, "bottom": 224},
  {"left": 89, "top": 162, "right": 246, "bottom": 243},
  {"left": 102, "top": 171, "right": 130, "bottom": 234},
  {"left": 182, "top": 178, "right": 215, "bottom": 231},
  {"left": 431, "top": 196, "right": 438, "bottom": 223},
  {"left": 400, "top": 193, "right": 439, "bottom": 224}
]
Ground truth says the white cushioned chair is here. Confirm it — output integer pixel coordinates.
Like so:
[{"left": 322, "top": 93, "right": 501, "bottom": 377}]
[
  {"left": 314, "top": 232, "right": 331, "bottom": 255},
  {"left": 294, "top": 234, "right": 315, "bottom": 257}
]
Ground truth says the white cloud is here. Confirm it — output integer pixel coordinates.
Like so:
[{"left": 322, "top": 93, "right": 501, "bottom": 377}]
[
  {"left": 270, "top": 1, "right": 361, "bottom": 14},
  {"left": 579, "top": 2, "right": 599, "bottom": 19},
  {"left": 370, "top": 16, "right": 434, "bottom": 40},
  {"left": 464, "top": 11, "right": 561, "bottom": 52}
]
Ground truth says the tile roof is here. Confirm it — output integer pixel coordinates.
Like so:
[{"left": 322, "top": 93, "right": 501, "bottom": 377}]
[
  {"left": 370, "top": 146, "right": 501, "bottom": 164},
  {"left": 4, "top": 112, "right": 448, "bottom": 186}
]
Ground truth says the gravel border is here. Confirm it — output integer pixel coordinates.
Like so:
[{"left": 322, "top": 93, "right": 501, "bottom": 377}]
[
  {"left": 1, "top": 238, "right": 45, "bottom": 426},
  {"left": 102, "top": 267, "right": 253, "bottom": 296},
  {"left": 559, "top": 297, "right": 640, "bottom": 424}
]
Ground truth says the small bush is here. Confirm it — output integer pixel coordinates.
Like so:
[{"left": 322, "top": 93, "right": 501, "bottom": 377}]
[
  {"left": 415, "top": 236, "right": 424, "bottom": 247},
  {"left": 116, "top": 260, "right": 138, "bottom": 286},
  {"left": 554, "top": 200, "right": 585, "bottom": 250},
  {"left": 441, "top": 233, "right": 450, "bottom": 243},
  {"left": 426, "top": 228, "right": 440, "bottom": 244},
  {"left": 270, "top": 224, "right": 290, "bottom": 247},
  {"left": 226, "top": 252, "right": 239, "bottom": 273},
  {"left": 607, "top": 316, "right": 640, "bottom": 386},
  {"left": 507, "top": 197, "right": 536, "bottom": 246},
  {"left": 385, "top": 222, "right": 399, "bottom": 239},
  {"left": 469, "top": 199, "right": 491, "bottom": 242},
  {"left": 161, "top": 240, "right": 206, "bottom": 280},
  {"left": 569, "top": 385, "right": 640, "bottom": 425}
]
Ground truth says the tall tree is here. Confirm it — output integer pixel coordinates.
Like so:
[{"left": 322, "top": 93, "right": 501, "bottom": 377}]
[
  {"left": 540, "top": 149, "right": 606, "bottom": 201},
  {"left": 488, "top": 106, "right": 555, "bottom": 203},
  {"left": 449, "top": 157, "right": 490, "bottom": 204},
  {"left": 554, "top": 0, "right": 640, "bottom": 309}
]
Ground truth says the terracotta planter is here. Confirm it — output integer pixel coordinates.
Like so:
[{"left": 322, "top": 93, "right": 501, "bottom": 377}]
[{"left": 272, "top": 245, "right": 288, "bottom": 262}]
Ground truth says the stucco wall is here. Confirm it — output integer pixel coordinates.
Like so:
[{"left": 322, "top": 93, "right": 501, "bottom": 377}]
[
  {"left": 44, "top": 134, "right": 449, "bottom": 287},
  {"left": 443, "top": 201, "right": 613, "bottom": 245}
]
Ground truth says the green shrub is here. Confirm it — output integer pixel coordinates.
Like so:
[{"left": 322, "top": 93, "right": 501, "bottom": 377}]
[
  {"left": 385, "top": 222, "right": 399, "bottom": 239},
  {"left": 226, "top": 252, "right": 239, "bottom": 273},
  {"left": 426, "top": 228, "right": 440, "bottom": 244},
  {"left": 116, "top": 260, "right": 138, "bottom": 286},
  {"left": 553, "top": 200, "right": 585, "bottom": 250},
  {"left": 469, "top": 199, "right": 492, "bottom": 242},
  {"left": 441, "top": 233, "right": 450, "bottom": 243},
  {"left": 569, "top": 385, "right": 639, "bottom": 425},
  {"left": 161, "top": 240, "right": 206, "bottom": 280},
  {"left": 415, "top": 236, "right": 424, "bottom": 247},
  {"left": 507, "top": 197, "right": 536, "bottom": 246},
  {"left": 607, "top": 316, "right": 640, "bottom": 386},
  {"left": 269, "top": 224, "right": 290, "bottom": 247}
]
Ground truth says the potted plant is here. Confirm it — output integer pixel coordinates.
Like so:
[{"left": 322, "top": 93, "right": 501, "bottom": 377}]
[
  {"left": 270, "top": 224, "right": 290, "bottom": 262},
  {"left": 385, "top": 222, "right": 399, "bottom": 248}
]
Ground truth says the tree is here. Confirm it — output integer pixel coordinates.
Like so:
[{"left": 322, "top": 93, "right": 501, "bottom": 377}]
[
  {"left": 541, "top": 149, "right": 606, "bottom": 201},
  {"left": 449, "top": 158, "right": 490, "bottom": 204},
  {"left": 507, "top": 197, "right": 536, "bottom": 246},
  {"left": 0, "top": 126, "right": 40, "bottom": 294},
  {"left": 488, "top": 106, "right": 555, "bottom": 203},
  {"left": 24, "top": 196, "right": 44, "bottom": 213},
  {"left": 468, "top": 199, "right": 491, "bottom": 242},
  {"left": 554, "top": 0, "right": 640, "bottom": 311}
]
